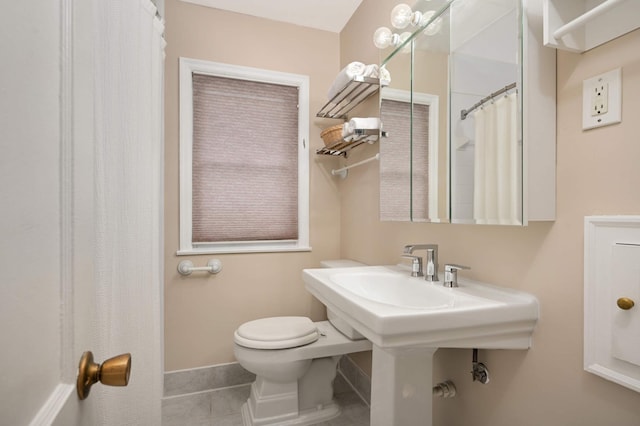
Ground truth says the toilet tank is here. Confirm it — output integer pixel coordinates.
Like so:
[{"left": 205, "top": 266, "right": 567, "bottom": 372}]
[{"left": 320, "top": 259, "right": 366, "bottom": 340}]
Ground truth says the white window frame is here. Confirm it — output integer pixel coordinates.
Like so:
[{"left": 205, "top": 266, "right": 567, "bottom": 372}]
[{"left": 178, "top": 57, "right": 310, "bottom": 254}]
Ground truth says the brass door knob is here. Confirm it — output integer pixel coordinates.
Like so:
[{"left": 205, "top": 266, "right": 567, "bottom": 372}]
[
  {"left": 616, "top": 297, "right": 635, "bottom": 310},
  {"left": 77, "top": 351, "right": 131, "bottom": 400}
]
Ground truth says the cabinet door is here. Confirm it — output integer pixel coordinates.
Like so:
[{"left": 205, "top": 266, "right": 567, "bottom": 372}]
[
  {"left": 585, "top": 216, "right": 640, "bottom": 393},
  {"left": 611, "top": 244, "right": 640, "bottom": 367}
]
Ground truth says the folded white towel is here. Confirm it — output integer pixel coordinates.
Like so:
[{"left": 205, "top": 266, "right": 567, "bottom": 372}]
[
  {"left": 328, "top": 62, "right": 366, "bottom": 99},
  {"left": 341, "top": 134, "right": 379, "bottom": 143},
  {"left": 341, "top": 117, "right": 382, "bottom": 143},
  {"left": 348, "top": 117, "right": 382, "bottom": 132},
  {"left": 363, "top": 64, "right": 379, "bottom": 78}
]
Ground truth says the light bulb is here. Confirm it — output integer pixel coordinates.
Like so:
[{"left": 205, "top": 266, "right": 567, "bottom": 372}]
[
  {"left": 373, "top": 26, "right": 393, "bottom": 49},
  {"left": 390, "top": 3, "right": 413, "bottom": 29},
  {"left": 421, "top": 10, "right": 443, "bottom": 36}
]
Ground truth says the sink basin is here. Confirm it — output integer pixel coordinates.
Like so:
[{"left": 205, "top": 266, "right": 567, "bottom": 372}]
[
  {"left": 303, "top": 264, "right": 539, "bottom": 426},
  {"left": 303, "top": 265, "right": 539, "bottom": 349},
  {"left": 330, "top": 270, "right": 457, "bottom": 309}
]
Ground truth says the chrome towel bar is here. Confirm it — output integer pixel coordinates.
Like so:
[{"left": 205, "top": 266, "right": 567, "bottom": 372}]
[{"left": 331, "top": 153, "right": 379, "bottom": 179}]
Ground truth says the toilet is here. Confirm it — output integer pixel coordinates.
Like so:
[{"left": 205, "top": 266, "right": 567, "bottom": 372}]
[{"left": 233, "top": 260, "right": 371, "bottom": 426}]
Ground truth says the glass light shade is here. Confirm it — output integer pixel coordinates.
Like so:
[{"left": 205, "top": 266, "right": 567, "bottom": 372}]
[
  {"left": 390, "top": 3, "right": 413, "bottom": 29},
  {"left": 373, "top": 26, "right": 393, "bottom": 48},
  {"left": 421, "top": 10, "right": 443, "bottom": 36}
]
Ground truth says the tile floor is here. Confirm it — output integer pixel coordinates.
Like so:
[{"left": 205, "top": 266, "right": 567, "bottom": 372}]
[{"left": 162, "top": 371, "right": 370, "bottom": 426}]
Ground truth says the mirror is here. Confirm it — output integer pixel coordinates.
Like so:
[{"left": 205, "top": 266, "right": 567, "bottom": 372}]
[
  {"left": 378, "top": 0, "right": 524, "bottom": 225},
  {"left": 379, "top": 0, "right": 451, "bottom": 223},
  {"left": 449, "top": 0, "right": 522, "bottom": 225}
]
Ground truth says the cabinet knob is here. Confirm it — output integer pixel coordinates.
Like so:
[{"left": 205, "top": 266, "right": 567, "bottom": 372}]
[{"left": 616, "top": 297, "right": 635, "bottom": 310}]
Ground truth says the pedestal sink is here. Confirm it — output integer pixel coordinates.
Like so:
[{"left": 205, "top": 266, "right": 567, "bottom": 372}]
[{"left": 302, "top": 265, "right": 539, "bottom": 426}]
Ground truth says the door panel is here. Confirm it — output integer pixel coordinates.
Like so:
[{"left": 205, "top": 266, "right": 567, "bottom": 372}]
[
  {"left": 1, "top": 0, "right": 164, "bottom": 424},
  {"left": 0, "top": 1, "right": 65, "bottom": 424}
]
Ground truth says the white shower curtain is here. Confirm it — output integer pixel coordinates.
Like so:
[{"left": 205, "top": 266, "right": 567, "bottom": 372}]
[
  {"left": 473, "top": 92, "right": 519, "bottom": 225},
  {"left": 93, "top": 0, "right": 165, "bottom": 424}
]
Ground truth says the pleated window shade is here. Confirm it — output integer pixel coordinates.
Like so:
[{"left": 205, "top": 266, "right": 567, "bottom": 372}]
[
  {"left": 411, "top": 103, "right": 430, "bottom": 221},
  {"left": 380, "top": 99, "right": 430, "bottom": 221},
  {"left": 191, "top": 74, "right": 299, "bottom": 242}
]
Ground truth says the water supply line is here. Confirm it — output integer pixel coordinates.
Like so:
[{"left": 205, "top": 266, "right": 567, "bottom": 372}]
[{"left": 472, "top": 349, "right": 490, "bottom": 384}]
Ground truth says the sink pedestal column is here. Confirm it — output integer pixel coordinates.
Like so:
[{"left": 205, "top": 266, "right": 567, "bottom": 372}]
[{"left": 370, "top": 345, "right": 438, "bottom": 426}]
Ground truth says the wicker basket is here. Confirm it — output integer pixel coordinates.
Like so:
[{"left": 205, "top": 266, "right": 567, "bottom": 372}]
[{"left": 320, "top": 124, "right": 344, "bottom": 147}]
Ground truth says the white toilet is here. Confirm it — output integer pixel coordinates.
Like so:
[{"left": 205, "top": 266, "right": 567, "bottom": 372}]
[{"left": 233, "top": 260, "right": 371, "bottom": 426}]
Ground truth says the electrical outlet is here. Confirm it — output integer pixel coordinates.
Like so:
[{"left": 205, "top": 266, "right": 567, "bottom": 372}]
[
  {"left": 583, "top": 68, "right": 622, "bottom": 130},
  {"left": 591, "top": 82, "right": 608, "bottom": 116}
]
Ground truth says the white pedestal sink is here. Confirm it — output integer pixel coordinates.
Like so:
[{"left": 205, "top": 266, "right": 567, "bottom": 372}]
[{"left": 303, "top": 265, "right": 539, "bottom": 426}]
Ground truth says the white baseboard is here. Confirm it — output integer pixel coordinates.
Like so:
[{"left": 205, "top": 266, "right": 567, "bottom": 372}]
[{"left": 29, "top": 384, "right": 75, "bottom": 426}]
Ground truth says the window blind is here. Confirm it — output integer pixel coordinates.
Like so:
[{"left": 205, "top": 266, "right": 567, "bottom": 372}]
[
  {"left": 411, "top": 102, "right": 430, "bottom": 221},
  {"left": 191, "top": 74, "right": 299, "bottom": 242}
]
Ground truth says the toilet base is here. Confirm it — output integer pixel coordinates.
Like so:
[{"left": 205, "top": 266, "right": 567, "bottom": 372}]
[
  {"left": 240, "top": 400, "right": 341, "bottom": 426},
  {"left": 239, "top": 358, "right": 342, "bottom": 426},
  {"left": 233, "top": 319, "right": 372, "bottom": 426}
]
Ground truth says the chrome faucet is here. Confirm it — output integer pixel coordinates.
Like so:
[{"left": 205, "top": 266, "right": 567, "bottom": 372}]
[
  {"left": 443, "top": 264, "right": 471, "bottom": 288},
  {"left": 402, "top": 244, "right": 439, "bottom": 281}
]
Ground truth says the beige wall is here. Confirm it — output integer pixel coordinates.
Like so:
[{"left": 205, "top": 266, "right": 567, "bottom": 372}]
[
  {"left": 165, "top": 0, "right": 640, "bottom": 423},
  {"left": 164, "top": 0, "right": 343, "bottom": 370},
  {"left": 339, "top": 2, "right": 640, "bottom": 425}
]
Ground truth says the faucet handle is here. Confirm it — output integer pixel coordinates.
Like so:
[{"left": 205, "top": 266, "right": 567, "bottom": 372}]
[
  {"left": 444, "top": 264, "right": 470, "bottom": 272},
  {"left": 401, "top": 254, "right": 424, "bottom": 277},
  {"left": 443, "top": 264, "right": 470, "bottom": 288},
  {"left": 403, "top": 244, "right": 438, "bottom": 254}
]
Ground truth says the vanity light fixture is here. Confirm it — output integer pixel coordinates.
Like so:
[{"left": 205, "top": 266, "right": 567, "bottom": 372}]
[
  {"left": 374, "top": 2, "right": 443, "bottom": 50},
  {"left": 390, "top": 3, "right": 443, "bottom": 35}
]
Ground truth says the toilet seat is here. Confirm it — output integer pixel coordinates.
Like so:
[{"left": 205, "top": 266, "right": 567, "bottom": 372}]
[{"left": 234, "top": 316, "right": 319, "bottom": 350}]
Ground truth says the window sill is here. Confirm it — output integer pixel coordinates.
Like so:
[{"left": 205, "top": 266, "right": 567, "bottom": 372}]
[{"left": 177, "top": 244, "right": 312, "bottom": 256}]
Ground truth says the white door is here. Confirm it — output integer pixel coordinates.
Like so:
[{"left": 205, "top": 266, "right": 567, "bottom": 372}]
[{"left": 0, "top": 0, "right": 164, "bottom": 424}]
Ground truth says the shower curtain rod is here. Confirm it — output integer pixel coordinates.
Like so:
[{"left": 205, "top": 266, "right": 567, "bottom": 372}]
[{"left": 460, "top": 82, "right": 517, "bottom": 120}]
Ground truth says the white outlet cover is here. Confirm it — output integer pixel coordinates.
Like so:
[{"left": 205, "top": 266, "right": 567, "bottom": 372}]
[{"left": 583, "top": 68, "right": 622, "bottom": 130}]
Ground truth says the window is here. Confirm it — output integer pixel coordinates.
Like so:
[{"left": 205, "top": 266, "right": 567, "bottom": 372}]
[{"left": 178, "top": 58, "right": 309, "bottom": 254}]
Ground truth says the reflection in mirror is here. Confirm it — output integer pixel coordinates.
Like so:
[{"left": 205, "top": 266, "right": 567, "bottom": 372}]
[
  {"left": 380, "top": 89, "right": 439, "bottom": 221},
  {"left": 412, "top": 2, "right": 450, "bottom": 222},
  {"left": 449, "top": 0, "right": 522, "bottom": 225},
  {"left": 377, "top": 0, "right": 528, "bottom": 226},
  {"left": 379, "top": 0, "right": 451, "bottom": 223}
]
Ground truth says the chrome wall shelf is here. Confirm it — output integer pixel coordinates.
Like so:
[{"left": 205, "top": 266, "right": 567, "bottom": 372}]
[
  {"left": 316, "top": 76, "right": 388, "bottom": 119},
  {"left": 316, "top": 129, "right": 385, "bottom": 157}
]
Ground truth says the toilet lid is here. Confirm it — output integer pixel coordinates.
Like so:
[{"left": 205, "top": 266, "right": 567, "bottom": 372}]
[{"left": 234, "top": 316, "right": 319, "bottom": 350}]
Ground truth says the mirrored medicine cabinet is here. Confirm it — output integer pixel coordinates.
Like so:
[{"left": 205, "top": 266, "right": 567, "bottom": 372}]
[{"left": 379, "top": 0, "right": 555, "bottom": 225}]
